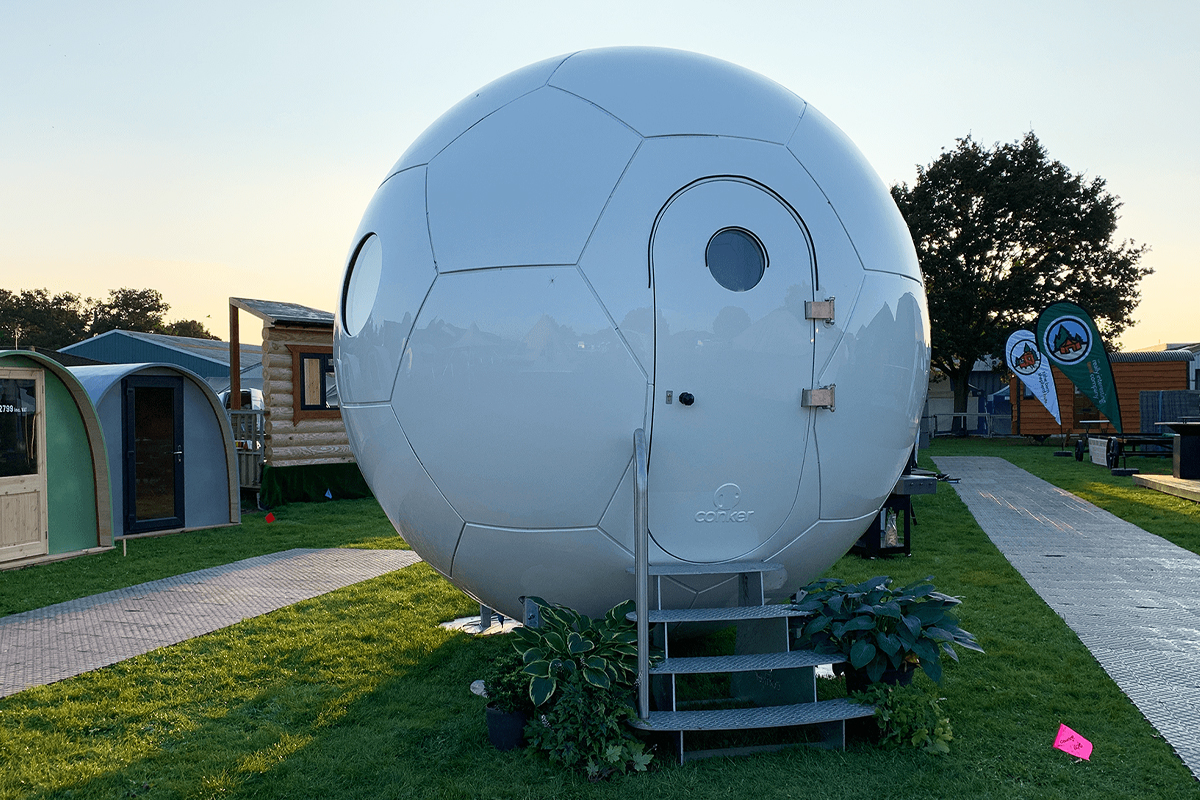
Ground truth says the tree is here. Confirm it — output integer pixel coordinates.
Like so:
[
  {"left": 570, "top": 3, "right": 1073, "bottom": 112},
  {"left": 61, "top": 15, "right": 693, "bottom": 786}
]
[
  {"left": 891, "top": 132, "right": 1150, "bottom": 428},
  {"left": 0, "top": 289, "right": 90, "bottom": 350},
  {"left": 162, "top": 319, "right": 219, "bottom": 340},
  {"left": 89, "top": 287, "right": 171, "bottom": 336},
  {"left": 0, "top": 286, "right": 219, "bottom": 348},
  {"left": 87, "top": 288, "right": 217, "bottom": 339}
]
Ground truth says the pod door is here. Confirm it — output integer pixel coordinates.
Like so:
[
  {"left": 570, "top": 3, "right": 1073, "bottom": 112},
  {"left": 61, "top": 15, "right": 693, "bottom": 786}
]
[
  {"left": 123, "top": 376, "right": 185, "bottom": 533},
  {"left": 0, "top": 368, "right": 48, "bottom": 561},
  {"left": 648, "top": 178, "right": 816, "bottom": 563}
]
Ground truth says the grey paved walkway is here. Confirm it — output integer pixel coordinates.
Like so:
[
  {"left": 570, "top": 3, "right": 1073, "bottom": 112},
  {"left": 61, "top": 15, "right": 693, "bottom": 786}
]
[
  {"left": 933, "top": 456, "right": 1200, "bottom": 780},
  {"left": 0, "top": 548, "right": 421, "bottom": 698}
]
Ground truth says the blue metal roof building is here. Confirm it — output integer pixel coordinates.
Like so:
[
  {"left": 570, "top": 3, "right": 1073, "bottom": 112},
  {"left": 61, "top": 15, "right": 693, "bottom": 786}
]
[{"left": 59, "top": 330, "right": 261, "bottom": 382}]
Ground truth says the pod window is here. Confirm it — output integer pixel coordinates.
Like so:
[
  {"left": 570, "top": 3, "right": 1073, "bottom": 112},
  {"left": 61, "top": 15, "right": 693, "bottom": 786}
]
[
  {"left": 342, "top": 233, "right": 383, "bottom": 336},
  {"left": 706, "top": 228, "right": 766, "bottom": 292}
]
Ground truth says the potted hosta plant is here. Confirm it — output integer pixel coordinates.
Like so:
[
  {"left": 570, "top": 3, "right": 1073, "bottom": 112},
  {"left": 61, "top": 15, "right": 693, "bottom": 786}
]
[
  {"left": 793, "top": 575, "right": 983, "bottom": 691},
  {"left": 512, "top": 598, "right": 653, "bottom": 779},
  {"left": 483, "top": 647, "right": 535, "bottom": 751}
]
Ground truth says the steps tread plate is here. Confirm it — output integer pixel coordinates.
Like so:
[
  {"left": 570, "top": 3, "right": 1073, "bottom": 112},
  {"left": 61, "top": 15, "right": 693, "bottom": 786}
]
[
  {"left": 628, "top": 699, "right": 875, "bottom": 732},
  {"left": 652, "top": 650, "right": 845, "bottom": 675},
  {"left": 628, "top": 604, "right": 809, "bottom": 623},
  {"left": 626, "top": 561, "right": 785, "bottom": 576}
]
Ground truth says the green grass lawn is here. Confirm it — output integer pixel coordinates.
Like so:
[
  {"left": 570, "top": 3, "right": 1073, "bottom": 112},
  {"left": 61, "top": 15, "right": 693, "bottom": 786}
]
[{"left": 1, "top": 440, "right": 1198, "bottom": 798}]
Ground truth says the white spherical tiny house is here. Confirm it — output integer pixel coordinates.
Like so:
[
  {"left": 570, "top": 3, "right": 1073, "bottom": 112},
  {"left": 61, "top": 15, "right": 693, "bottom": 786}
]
[{"left": 335, "top": 47, "right": 929, "bottom": 619}]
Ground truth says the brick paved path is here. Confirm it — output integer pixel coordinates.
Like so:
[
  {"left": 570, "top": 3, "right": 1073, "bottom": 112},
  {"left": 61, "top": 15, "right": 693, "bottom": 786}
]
[
  {"left": 0, "top": 548, "right": 421, "bottom": 698},
  {"left": 933, "top": 456, "right": 1200, "bottom": 780}
]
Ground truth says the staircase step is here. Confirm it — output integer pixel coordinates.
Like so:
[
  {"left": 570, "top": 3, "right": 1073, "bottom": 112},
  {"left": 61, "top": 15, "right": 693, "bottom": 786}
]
[
  {"left": 626, "top": 560, "right": 784, "bottom": 577},
  {"left": 652, "top": 649, "right": 843, "bottom": 675},
  {"left": 628, "top": 604, "right": 809, "bottom": 624},
  {"left": 628, "top": 698, "right": 874, "bottom": 732}
]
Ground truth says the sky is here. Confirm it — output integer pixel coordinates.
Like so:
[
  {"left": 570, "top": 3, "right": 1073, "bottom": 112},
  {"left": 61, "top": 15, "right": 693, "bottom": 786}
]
[{"left": 2, "top": 0, "right": 1196, "bottom": 350}]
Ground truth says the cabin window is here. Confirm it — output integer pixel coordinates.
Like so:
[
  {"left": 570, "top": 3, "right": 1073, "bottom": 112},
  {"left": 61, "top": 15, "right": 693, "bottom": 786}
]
[
  {"left": 0, "top": 378, "right": 38, "bottom": 477},
  {"left": 288, "top": 345, "right": 340, "bottom": 422}
]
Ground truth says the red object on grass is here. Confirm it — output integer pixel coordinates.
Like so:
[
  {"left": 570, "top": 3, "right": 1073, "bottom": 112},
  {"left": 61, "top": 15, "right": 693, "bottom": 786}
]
[{"left": 265, "top": 512, "right": 276, "bottom": 523}]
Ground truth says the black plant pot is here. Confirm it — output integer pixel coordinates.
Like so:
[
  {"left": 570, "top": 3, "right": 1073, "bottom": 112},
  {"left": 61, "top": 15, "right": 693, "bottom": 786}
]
[
  {"left": 486, "top": 705, "right": 528, "bottom": 751},
  {"left": 842, "top": 663, "right": 916, "bottom": 695}
]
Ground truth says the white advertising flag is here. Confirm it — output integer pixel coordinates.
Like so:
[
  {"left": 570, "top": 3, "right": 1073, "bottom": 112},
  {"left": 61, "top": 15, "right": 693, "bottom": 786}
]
[{"left": 1005, "top": 329, "right": 1061, "bottom": 425}]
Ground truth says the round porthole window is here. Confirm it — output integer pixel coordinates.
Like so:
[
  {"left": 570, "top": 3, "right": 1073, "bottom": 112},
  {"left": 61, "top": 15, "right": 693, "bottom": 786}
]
[
  {"left": 342, "top": 233, "right": 383, "bottom": 336},
  {"left": 706, "top": 228, "right": 766, "bottom": 292}
]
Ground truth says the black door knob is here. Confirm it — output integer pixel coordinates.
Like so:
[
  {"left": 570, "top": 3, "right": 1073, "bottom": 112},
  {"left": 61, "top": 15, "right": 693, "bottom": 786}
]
[{"left": 678, "top": 392, "right": 694, "bottom": 406}]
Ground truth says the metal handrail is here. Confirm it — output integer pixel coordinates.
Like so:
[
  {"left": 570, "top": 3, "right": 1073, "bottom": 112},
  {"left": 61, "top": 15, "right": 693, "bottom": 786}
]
[{"left": 633, "top": 428, "right": 650, "bottom": 720}]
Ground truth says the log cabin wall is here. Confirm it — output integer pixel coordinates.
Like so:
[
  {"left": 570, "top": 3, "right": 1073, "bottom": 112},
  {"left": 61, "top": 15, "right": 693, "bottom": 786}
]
[
  {"left": 261, "top": 322, "right": 353, "bottom": 468},
  {"left": 1011, "top": 358, "right": 1188, "bottom": 436}
]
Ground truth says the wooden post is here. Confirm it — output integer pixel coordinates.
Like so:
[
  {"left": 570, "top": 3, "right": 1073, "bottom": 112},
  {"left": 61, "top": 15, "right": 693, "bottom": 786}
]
[{"left": 229, "top": 302, "right": 241, "bottom": 410}]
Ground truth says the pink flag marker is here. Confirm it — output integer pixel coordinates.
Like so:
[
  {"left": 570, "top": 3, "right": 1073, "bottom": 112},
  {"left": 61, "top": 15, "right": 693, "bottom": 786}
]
[{"left": 1052, "top": 723, "right": 1093, "bottom": 760}]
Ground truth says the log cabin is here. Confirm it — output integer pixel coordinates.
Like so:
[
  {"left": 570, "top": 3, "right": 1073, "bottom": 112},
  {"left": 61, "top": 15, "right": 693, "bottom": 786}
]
[
  {"left": 1010, "top": 350, "right": 1197, "bottom": 437},
  {"left": 228, "top": 298, "right": 368, "bottom": 505}
]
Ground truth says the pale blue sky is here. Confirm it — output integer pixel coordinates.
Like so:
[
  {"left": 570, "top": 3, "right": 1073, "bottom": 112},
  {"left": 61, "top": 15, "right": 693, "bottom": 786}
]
[{"left": 2, "top": 1, "right": 1195, "bottom": 349}]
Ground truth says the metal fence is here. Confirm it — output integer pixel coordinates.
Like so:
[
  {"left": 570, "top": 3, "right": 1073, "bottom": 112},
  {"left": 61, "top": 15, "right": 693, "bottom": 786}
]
[
  {"left": 923, "top": 412, "right": 1006, "bottom": 438},
  {"left": 1140, "top": 390, "right": 1200, "bottom": 433}
]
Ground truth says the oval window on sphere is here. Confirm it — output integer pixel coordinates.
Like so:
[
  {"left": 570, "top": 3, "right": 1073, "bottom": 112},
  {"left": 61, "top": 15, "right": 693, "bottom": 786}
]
[
  {"left": 705, "top": 228, "right": 766, "bottom": 292},
  {"left": 343, "top": 233, "right": 383, "bottom": 336}
]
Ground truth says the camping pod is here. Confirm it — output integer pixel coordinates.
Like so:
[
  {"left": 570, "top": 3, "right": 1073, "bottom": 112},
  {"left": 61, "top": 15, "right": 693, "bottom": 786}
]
[
  {"left": 0, "top": 350, "right": 113, "bottom": 566},
  {"left": 69, "top": 363, "right": 239, "bottom": 536}
]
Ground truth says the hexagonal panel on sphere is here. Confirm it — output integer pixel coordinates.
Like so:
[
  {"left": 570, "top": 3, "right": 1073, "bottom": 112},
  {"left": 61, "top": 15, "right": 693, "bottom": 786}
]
[
  {"left": 340, "top": 402, "right": 464, "bottom": 577},
  {"left": 451, "top": 524, "right": 638, "bottom": 621},
  {"left": 787, "top": 104, "right": 922, "bottom": 282},
  {"left": 548, "top": 46, "right": 805, "bottom": 141},
  {"left": 814, "top": 273, "right": 930, "bottom": 520},
  {"left": 426, "top": 88, "right": 641, "bottom": 273},
  {"left": 387, "top": 53, "right": 571, "bottom": 174},
  {"left": 336, "top": 47, "right": 929, "bottom": 618},
  {"left": 393, "top": 266, "right": 648, "bottom": 531}
]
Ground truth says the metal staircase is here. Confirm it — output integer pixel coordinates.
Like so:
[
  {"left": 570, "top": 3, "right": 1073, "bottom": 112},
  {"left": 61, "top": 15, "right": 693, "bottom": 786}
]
[{"left": 628, "top": 430, "right": 873, "bottom": 763}]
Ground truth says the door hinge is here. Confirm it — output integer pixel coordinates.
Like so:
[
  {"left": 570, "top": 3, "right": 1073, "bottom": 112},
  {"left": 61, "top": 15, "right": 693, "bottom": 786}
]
[
  {"left": 802, "top": 384, "right": 836, "bottom": 411},
  {"left": 805, "top": 297, "right": 835, "bottom": 325}
]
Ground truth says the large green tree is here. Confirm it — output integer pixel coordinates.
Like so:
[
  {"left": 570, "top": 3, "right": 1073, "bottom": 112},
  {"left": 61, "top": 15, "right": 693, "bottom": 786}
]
[
  {"left": 0, "top": 289, "right": 90, "bottom": 350},
  {"left": 0, "top": 287, "right": 218, "bottom": 350},
  {"left": 89, "top": 287, "right": 172, "bottom": 336},
  {"left": 891, "top": 132, "right": 1150, "bottom": 424}
]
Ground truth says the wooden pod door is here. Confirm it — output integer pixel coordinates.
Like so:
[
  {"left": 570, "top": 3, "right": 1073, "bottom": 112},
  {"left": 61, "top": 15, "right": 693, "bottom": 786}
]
[{"left": 0, "top": 368, "right": 48, "bottom": 562}]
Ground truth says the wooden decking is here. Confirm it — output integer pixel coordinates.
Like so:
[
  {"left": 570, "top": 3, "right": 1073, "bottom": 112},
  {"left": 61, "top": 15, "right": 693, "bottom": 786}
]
[{"left": 1132, "top": 473, "right": 1200, "bottom": 503}]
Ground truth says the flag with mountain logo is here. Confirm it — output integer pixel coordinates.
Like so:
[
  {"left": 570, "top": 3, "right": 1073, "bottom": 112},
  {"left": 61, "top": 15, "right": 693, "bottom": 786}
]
[
  {"left": 1005, "top": 329, "right": 1061, "bottom": 425},
  {"left": 1036, "top": 301, "right": 1122, "bottom": 433}
]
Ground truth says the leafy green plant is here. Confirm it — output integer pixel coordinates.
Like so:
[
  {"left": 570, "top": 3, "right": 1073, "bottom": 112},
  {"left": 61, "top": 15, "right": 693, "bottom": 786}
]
[
  {"left": 793, "top": 575, "right": 983, "bottom": 683},
  {"left": 511, "top": 597, "right": 639, "bottom": 706},
  {"left": 852, "top": 682, "right": 954, "bottom": 754},
  {"left": 524, "top": 679, "right": 653, "bottom": 779},
  {"left": 483, "top": 647, "right": 535, "bottom": 716},
  {"left": 512, "top": 597, "right": 652, "bottom": 778}
]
